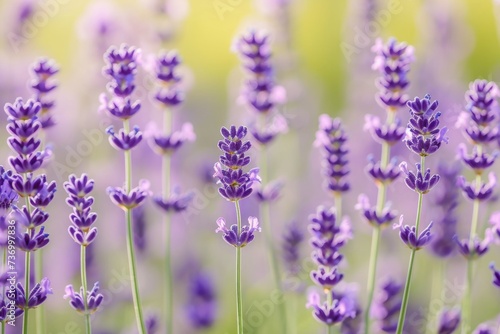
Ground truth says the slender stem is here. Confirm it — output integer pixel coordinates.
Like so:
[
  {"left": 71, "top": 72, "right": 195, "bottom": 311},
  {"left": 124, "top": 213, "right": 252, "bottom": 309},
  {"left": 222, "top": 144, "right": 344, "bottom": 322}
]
[
  {"left": 235, "top": 201, "right": 243, "bottom": 334},
  {"left": 364, "top": 226, "right": 381, "bottom": 333},
  {"left": 125, "top": 209, "right": 147, "bottom": 334},
  {"left": 23, "top": 251, "right": 31, "bottom": 334},
  {"left": 35, "top": 250, "right": 44, "bottom": 334},
  {"left": 326, "top": 289, "right": 334, "bottom": 334},
  {"left": 396, "top": 189, "right": 424, "bottom": 334},
  {"left": 163, "top": 106, "right": 173, "bottom": 334},
  {"left": 122, "top": 118, "right": 146, "bottom": 334},
  {"left": 2, "top": 235, "right": 6, "bottom": 334},
  {"left": 81, "top": 246, "right": 91, "bottom": 334}
]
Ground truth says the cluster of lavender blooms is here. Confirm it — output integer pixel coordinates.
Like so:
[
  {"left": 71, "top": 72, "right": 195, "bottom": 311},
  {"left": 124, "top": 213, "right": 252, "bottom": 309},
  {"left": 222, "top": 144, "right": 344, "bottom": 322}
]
[
  {"left": 306, "top": 115, "right": 356, "bottom": 329},
  {"left": 3, "top": 96, "right": 56, "bottom": 323},
  {"left": 30, "top": 59, "right": 59, "bottom": 129},
  {"left": 63, "top": 174, "right": 103, "bottom": 315},
  {"left": 147, "top": 50, "right": 195, "bottom": 213}
]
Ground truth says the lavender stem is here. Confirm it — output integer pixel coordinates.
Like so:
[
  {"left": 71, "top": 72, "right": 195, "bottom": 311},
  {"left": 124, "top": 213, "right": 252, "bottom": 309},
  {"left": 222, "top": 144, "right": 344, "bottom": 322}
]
[
  {"left": 23, "top": 251, "right": 31, "bottom": 334},
  {"left": 326, "top": 288, "right": 334, "bottom": 334},
  {"left": 123, "top": 118, "right": 146, "bottom": 334},
  {"left": 81, "top": 245, "right": 91, "bottom": 334},
  {"left": 396, "top": 157, "right": 425, "bottom": 334},
  {"left": 235, "top": 201, "right": 243, "bottom": 334}
]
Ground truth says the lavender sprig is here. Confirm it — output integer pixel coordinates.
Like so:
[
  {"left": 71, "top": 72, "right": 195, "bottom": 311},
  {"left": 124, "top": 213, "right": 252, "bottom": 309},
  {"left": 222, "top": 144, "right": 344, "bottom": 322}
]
[
  {"left": 362, "top": 37, "right": 413, "bottom": 334},
  {"left": 63, "top": 174, "right": 103, "bottom": 333},
  {"left": 30, "top": 58, "right": 59, "bottom": 129},
  {"left": 4, "top": 98, "right": 54, "bottom": 334},
  {"left": 456, "top": 80, "right": 500, "bottom": 333},
  {"left": 185, "top": 272, "right": 217, "bottom": 329},
  {"left": 101, "top": 44, "right": 147, "bottom": 334},
  {"left": 213, "top": 125, "right": 260, "bottom": 334},
  {"left": 395, "top": 94, "right": 448, "bottom": 334}
]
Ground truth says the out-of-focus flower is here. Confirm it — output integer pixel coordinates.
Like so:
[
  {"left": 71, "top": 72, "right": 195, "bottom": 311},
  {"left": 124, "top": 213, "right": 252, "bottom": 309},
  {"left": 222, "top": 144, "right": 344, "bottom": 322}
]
[
  {"left": 437, "top": 308, "right": 461, "bottom": 334},
  {"left": 215, "top": 217, "right": 261, "bottom": 248}
]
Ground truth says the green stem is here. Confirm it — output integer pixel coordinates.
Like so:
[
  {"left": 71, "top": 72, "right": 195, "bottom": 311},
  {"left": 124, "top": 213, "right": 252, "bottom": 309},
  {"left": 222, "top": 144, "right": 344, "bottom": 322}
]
[
  {"left": 123, "top": 119, "right": 146, "bottom": 334},
  {"left": 35, "top": 250, "right": 44, "bottom": 334},
  {"left": 396, "top": 189, "right": 424, "bottom": 334},
  {"left": 364, "top": 226, "right": 381, "bottom": 334},
  {"left": 23, "top": 251, "right": 31, "bottom": 334},
  {"left": 81, "top": 246, "right": 91, "bottom": 334},
  {"left": 235, "top": 201, "right": 243, "bottom": 334},
  {"left": 326, "top": 289, "right": 334, "bottom": 334}
]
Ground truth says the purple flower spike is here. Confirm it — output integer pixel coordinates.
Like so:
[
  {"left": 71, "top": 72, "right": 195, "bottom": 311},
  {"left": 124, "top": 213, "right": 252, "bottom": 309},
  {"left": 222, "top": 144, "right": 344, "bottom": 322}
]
[
  {"left": 100, "top": 95, "right": 141, "bottom": 120},
  {"left": 4, "top": 98, "right": 41, "bottom": 121},
  {"left": 306, "top": 291, "right": 353, "bottom": 326},
  {"left": 68, "top": 226, "right": 98, "bottom": 246},
  {"left": 400, "top": 162, "right": 440, "bottom": 194},
  {"left": 64, "top": 282, "right": 103, "bottom": 314},
  {"left": 457, "top": 173, "right": 496, "bottom": 201},
  {"left": 103, "top": 44, "right": 140, "bottom": 98},
  {"left": 364, "top": 115, "right": 405, "bottom": 145},
  {"left": 215, "top": 216, "right": 261, "bottom": 248},
  {"left": 453, "top": 230, "right": 492, "bottom": 260},
  {"left": 7, "top": 136, "right": 41, "bottom": 156},
  {"left": 15, "top": 278, "right": 52, "bottom": 310},
  {"left": 366, "top": 157, "right": 401, "bottom": 184},
  {"left": 214, "top": 125, "right": 260, "bottom": 202},
  {"left": 314, "top": 115, "right": 350, "bottom": 194},
  {"left": 107, "top": 180, "right": 151, "bottom": 210},
  {"left": 437, "top": 308, "right": 461, "bottom": 334},
  {"left": 29, "top": 180, "right": 56, "bottom": 208},
  {"left": 457, "top": 144, "right": 496, "bottom": 174},
  {"left": 30, "top": 58, "right": 59, "bottom": 128},
  {"left": 356, "top": 194, "right": 396, "bottom": 227},
  {"left": 490, "top": 263, "right": 500, "bottom": 289},
  {"left": 9, "top": 152, "right": 45, "bottom": 174},
  {"left": 149, "top": 123, "right": 196, "bottom": 155},
  {"left": 310, "top": 267, "right": 343, "bottom": 289},
  {"left": 16, "top": 226, "right": 50, "bottom": 251},
  {"left": 13, "top": 206, "right": 49, "bottom": 229},
  {"left": 106, "top": 126, "right": 143, "bottom": 151},
  {"left": 186, "top": 272, "right": 217, "bottom": 329},
  {"left": 155, "top": 51, "right": 181, "bottom": 84},
  {"left": 394, "top": 216, "right": 433, "bottom": 250},
  {"left": 64, "top": 174, "right": 95, "bottom": 198},
  {"left": 0, "top": 167, "right": 18, "bottom": 214}
]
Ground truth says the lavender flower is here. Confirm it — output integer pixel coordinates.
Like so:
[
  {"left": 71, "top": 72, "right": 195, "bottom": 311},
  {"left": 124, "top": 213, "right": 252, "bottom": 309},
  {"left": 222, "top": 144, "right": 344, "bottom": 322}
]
[
  {"left": 474, "top": 324, "right": 493, "bottom": 334},
  {"left": 148, "top": 123, "right": 195, "bottom": 156},
  {"left": 153, "top": 51, "right": 184, "bottom": 108},
  {"left": 394, "top": 216, "right": 433, "bottom": 250},
  {"left": 107, "top": 180, "right": 151, "bottom": 211},
  {"left": 489, "top": 263, "right": 500, "bottom": 289},
  {"left": 106, "top": 126, "right": 143, "bottom": 151},
  {"left": 453, "top": 230, "right": 493, "bottom": 259},
  {"left": 437, "top": 308, "right": 461, "bottom": 334},
  {"left": 215, "top": 217, "right": 261, "bottom": 248},
  {"left": 153, "top": 191, "right": 194, "bottom": 213},
  {"left": 213, "top": 126, "right": 260, "bottom": 202},
  {"left": 372, "top": 38, "right": 414, "bottom": 109},
  {"left": 306, "top": 292, "right": 355, "bottom": 326},
  {"left": 372, "top": 279, "right": 402, "bottom": 333},
  {"left": 15, "top": 278, "right": 52, "bottom": 313},
  {"left": 30, "top": 58, "right": 59, "bottom": 128},
  {"left": 186, "top": 272, "right": 217, "bottom": 328},
  {"left": 356, "top": 194, "right": 396, "bottom": 228},
  {"left": 400, "top": 162, "right": 440, "bottom": 194},
  {"left": 64, "top": 283, "right": 103, "bottom": 314},
  {"left": 282, "top": 222, "right": 303, "bottom": 275},
  {"left": 314, "top": 115, "right": 350, "bottom": 194}
]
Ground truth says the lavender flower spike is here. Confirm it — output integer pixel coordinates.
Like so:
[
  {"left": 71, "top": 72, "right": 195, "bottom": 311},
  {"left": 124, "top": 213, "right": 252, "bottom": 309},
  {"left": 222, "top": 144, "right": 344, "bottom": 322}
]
[
  {"left": 306, "top": 292, "right": 354, "bottom": 326},
  {"left": 64, "top": 283, "right": 103, "bottom": 314},
  {"left": 372, "top": 279, "right": 402, "bottom": 332},
  {"left": 437, "top": 308, "right": 461, "bottom": 334},
  {"left": 107, "top": 180, "right": 151, "bottom": 210},
  {"left": 394, "top": 216, "right": 433, "bottom": 250},
  {"left": 15, "top": 278, "right": 52, "bottom": 312}
]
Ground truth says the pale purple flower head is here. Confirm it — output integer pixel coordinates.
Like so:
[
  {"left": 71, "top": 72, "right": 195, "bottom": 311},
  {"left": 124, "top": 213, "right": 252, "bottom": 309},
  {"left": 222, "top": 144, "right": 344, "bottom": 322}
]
[
  {"left": 107, "top": 180, "right": 151, "bottom": 211},
  {"left": 306, "top": 291, "right": 355, "bottom": 326},
  {"left": 394, "top": 216, "right": 433, "bottom": 250},
  {"left": 30, "top": 58, "right": 59, "bottom": 128},
  {"left": 215, "top": 216, "right": 261, "bottom": 248},
  {"left": 64, "top": 282, "right": 103, "bottom": 314},
  {"left": 437, "top": 308, "right": 461, "bottom": 334},
  {"left": 15, "top": 278, "right": 52, "bottom": 312}
]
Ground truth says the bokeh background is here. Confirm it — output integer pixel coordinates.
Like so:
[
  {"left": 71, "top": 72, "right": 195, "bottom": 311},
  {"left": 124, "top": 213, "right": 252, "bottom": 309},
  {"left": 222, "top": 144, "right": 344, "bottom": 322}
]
[{"left": 1, "top": 0, "right": 500, "bottom": 333}]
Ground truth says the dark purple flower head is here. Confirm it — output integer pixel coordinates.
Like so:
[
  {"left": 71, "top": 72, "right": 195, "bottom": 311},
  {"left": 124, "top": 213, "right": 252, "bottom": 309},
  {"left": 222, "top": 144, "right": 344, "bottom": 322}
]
[
  {"left": 29, "top": 180, "right": 56, "bottom": 208},
  {"left": 148, "top": 123, "right": 195, "bottom": 155},
  {"left": 400, "top": 162, "right": 440, "bottom": 194},
  {"left": 490, "top": 263, "right": 500, "bottom": 289},
  {"left": 7, "top": 136, "right": 41, "bottom": 156},
  {"left": 64, "top": 282, "right": 103, "bottom": 314},
  {"left": 356, "top": 194, "right": 396, "bottom": 228},
  {"left": 103, "top": 44, "right": 140, "bottom": 98},
  {"left": 6, "top": 119, "right": 41, "bottom": 141},
  {"left": 107, "top": 180, "right": 150, "bottom": 211},
  {"left": 100, "top": 95, "right": 141, "bottom": 120},
  {"left": 9, "top": 151, "right": 45, "bottom": 174},
  {"left": 394, "top": 216, "right": 433, "bottom": 250},
  {"left": 214, "top": 126, "right": 260, "bottom": 202},
  {"left": 155, "top": 51, "right": 182, "bottom": 84},
  {"left": 310, "top": 267, "right": 343, "bottom": 289},
  {"left": 474, "top": 324, "right": 493, "bottom": 334},
  {"left": 366, "top": 157, "right": 401, "bottom": 185},
  {"left": 106, "top": 126, "right": 143, "bottom": 151},
  {"left": 306, "top": 291, "right": 354, "bottom": 326},
  {"left": 457, "top": 144, "right": 496, "bottom": 175},
  {"left": 13, "top": 206, "right": 49, "bottom": 229},
  {"left": 15, "top": 278, "right": 52, "bottom": 310},
  {"left": 153, "top": 190, "right": 194, "bottom": 213},
  {"left": 16, "top": 226, "right": 50, "bottom": 251},
  {"left": 30, "top": 58, "right": 59, "bottom": 128},
  {"left": 215, "top": 216, "right": 261, "bottom": 248},
  {"left": 437, "top": 308, "right": 461, "bottom": 334},
  {"left": 68, "top": 225, "right": 98, "bottom": 246},
  {"left": 457, "top": 173, "right": 496, "bottom": 201},
  {"left": 155, "top": 89, "right": 184, "bottom": 107},
  {"left": 314, "top": 115, "right": 350, "bottom": 194},
  {"left": 372, "top": 38, "right": 414, "bottom": 109},
  {"left": 64, "top": 174, "right": 94, "bottom": 198},
  {"left": 453, "top": 229, "right": 492, "bottom": 260},
  {"left": 186, "top": 272, "right": 217, "bottom": 329},
  {"left": 282, "top": 222, "right": 304, "bottom": 274},
  {"left": 4, "top": 98, "right": 41, "bottom": 121},
  {"left": 372, "top": 279, "right": 402, "bottom": 333},
  {"left": 64, "top": 174, "right": 98, "bottom": 240}
]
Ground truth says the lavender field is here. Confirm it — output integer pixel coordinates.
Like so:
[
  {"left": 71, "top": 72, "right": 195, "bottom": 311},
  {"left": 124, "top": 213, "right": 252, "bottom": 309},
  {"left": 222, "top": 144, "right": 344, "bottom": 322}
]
[{"left": 0, "top": 0, "right": 500, "bottom": 333}]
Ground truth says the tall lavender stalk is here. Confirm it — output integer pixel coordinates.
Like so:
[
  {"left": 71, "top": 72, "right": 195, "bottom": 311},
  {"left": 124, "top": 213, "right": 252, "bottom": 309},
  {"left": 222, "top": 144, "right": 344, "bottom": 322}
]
[
  {"left": 361, "top": 37, "right": 413, "bottom": 333},
  {"left": 4, "top": 98, "right": 55, "bottom": 334},
  {"left": 395, "top": 94, "right": 448, "bottom": 333},
  {"left": 101, "top": 44, "right": 149, "bottom": 334},
  {"left": 235, "top": 30, "right": 288, "bottom": 333},
  {"left": 147, "top": 50, "right": 195, "bottom": 333},
  {"left": 213, "top": 125, "right": 261, "bottom": 334},
  {"left": 456, "top": 80, "right": 499, "bottom": 332},
  {"left": 29, "top": 57, "right": 58, "bottom": 334},
  {"left": 63, "top": 174, "right": 103, "bottom": 334}
]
